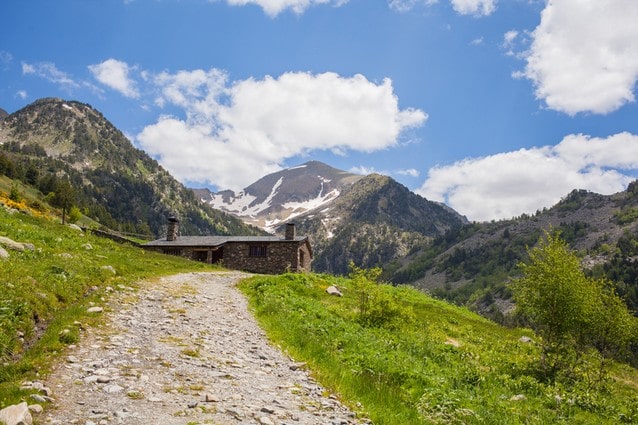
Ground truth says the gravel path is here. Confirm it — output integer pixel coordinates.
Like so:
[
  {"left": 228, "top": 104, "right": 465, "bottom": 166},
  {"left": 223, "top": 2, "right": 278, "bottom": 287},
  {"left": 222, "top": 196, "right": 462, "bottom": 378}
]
[{"left": 42, "top": 271, "right": 367, "bottom": 425}]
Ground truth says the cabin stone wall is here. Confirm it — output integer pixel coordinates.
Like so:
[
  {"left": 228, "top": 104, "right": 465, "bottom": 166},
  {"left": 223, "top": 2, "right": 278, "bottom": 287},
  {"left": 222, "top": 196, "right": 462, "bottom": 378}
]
[
  {"left": 146, "top": 241, "right": 312, "bottom": 275},
  {"left": 223, "top": 241, "right": 310, "bottom": 274}
]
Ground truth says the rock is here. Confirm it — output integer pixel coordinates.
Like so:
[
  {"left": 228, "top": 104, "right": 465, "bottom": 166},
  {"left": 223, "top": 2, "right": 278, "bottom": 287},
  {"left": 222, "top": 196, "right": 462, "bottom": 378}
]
[
  {"left": 103, "top": 384, "right": 124, "bottom": 394},
  {"left": 226, "top": 407, "right": 244, "bottom": 419},
  {"left": 82, "top": 243, "right": 93, "bottom": 250},
  {"left": 0, "top": 247, "right": 8, "bottom": 259},
  {"left": 203, "top": 394, "right": 219, "bottom": 402},
  {"left": 510, "top": 394, "right": 527, "bottom": 401},
  {"left": 519, "top": 336, "right": 533, "bottom": 344},
  {"left": 87, "top": 307, "right": 104, "bottom": 314},
  {"left": 0, "top": 402, "right": 33, "bottom": 425},
  {"left": 29, "top": 394, "right": 47, "bottom": 403},
  {"left": 258, "top": 416, "right": 275, "bottom": 425},
  {"left": 289, "top": 362, "right": 307, "bottom": 371},
  {"left": 67, "top": 224, "right": 83, "bottom": 231},
  {"left": 326, "top": 286, "right": 343, "bottom": 297},
  {"left": 0, "top": 236, "right": 27, "bottom": 252},
  {"left": 27, "top": 405, "right": 43, "bottom": 414},
  {"left": 100, "top": 265, "right": 116, "bottom": 275}
]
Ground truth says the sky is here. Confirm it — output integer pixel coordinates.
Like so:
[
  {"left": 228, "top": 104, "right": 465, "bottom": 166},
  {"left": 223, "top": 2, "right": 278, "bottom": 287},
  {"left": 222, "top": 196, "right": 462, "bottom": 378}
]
[{"left": 2, "top": 0, "right": 638, "bottom": 222}]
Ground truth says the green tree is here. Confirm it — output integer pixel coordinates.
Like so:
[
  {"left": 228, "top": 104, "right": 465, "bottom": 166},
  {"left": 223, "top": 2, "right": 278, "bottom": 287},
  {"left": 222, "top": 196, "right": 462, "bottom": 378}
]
[
  {"left": 512, "top": 232, "right": 637, "bottom": 383},
  {"left": 586, "top": 279, "right": 638, "bottom": 383},
  {"left": 50, "top": 179, "right": 76, "bottom": 224}
]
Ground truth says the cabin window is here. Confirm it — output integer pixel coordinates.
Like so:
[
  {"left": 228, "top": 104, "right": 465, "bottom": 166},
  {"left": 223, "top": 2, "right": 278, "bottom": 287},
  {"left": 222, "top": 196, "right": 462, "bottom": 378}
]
[{"left": 249, "top": 245, "right": 267, "bottom": 257}]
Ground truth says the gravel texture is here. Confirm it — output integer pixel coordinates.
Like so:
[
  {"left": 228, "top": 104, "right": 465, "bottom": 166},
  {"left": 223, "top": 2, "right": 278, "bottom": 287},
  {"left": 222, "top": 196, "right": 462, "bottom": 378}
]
[{"left": 42, "top": 271, "right": 367, "bottom": 425}]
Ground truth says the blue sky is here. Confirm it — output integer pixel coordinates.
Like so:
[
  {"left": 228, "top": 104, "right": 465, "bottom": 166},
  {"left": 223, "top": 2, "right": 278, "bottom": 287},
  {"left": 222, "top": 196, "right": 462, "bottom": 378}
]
[{"left": 2, "top": 0, "right": 638, "bottom": 221}]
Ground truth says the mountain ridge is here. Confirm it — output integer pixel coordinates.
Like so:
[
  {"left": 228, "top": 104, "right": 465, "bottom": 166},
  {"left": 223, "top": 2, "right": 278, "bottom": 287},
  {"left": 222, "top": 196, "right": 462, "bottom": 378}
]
[
  {"left": 198, "top": 161, "right": 469, "bottom": 274},
  {"left": 0, "top": 97, "right": 262, "bottom": 238}
]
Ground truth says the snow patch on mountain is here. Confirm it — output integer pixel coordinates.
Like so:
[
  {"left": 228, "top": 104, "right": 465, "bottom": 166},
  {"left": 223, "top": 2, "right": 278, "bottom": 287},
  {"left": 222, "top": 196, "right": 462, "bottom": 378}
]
[{"left": 209, "top": 191, "right": 257, "bottom": 215}]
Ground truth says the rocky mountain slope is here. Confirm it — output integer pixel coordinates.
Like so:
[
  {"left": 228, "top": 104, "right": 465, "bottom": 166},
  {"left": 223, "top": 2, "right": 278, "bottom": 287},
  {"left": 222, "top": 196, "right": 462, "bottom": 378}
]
[
  {"left": 198, "top": 162, "right": 468, "bottom": 275},
  {"left": 0, "top": 98, "right": 261, "bottom": 238},
  {"left": 390, "top": 184, "right": 638, "bottom": 321}
]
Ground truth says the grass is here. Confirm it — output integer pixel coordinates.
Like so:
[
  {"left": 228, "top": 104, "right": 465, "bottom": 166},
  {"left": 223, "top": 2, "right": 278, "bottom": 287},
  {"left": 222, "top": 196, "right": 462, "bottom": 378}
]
[
  {"left": 0, "top": 196, "right": 217, "bottom": 408},
  {"left": 239, "top": 273, "right": 638, "bottom": 425}
]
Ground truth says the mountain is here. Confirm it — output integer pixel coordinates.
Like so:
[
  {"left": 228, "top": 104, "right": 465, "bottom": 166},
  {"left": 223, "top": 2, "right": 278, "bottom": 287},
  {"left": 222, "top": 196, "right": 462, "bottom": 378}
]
[
  {"left": 198, "top": 162, "right": 468, "bottom": 274},
  {"left": 0, "top": 98, "right": 262, "bottom": 238},
  {"left": 390, "top": 183, "right": 638, "bottom": 321},
  {"left": 194, "top": 161, "right": 363, "bottom": 231},
  {"left": 0, "top": 107, "right": 8, "bottom": 120}
]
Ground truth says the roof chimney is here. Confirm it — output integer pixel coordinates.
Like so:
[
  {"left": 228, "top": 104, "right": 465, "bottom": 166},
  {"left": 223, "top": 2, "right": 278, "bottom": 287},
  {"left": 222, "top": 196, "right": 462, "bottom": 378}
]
[
  {"left": 285, "top": 223, "right": 296, "bottom": 241},
  {"left": 167, "top": 216, "right": 180, "bottom": 241}
]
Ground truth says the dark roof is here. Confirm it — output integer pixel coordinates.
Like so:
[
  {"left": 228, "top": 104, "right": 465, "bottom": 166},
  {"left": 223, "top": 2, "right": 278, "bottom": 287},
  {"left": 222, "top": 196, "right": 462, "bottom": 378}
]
[{"left": 143, "top": 235, "right": 309, "bottom": 248}]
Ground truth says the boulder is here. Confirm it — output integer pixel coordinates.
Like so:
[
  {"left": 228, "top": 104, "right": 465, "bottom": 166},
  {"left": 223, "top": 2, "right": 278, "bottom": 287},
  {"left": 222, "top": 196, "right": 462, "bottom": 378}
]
[
  {"left": 67, "top": 224, "right": 83, "bottom": 232},
  {"left": 326, "top": 286, "right": 343, "bottom": 297},
  {"left": 0, "top": 247, "right": 8, "bottom": 260},
  {"left": 0, "top": 402, "right": 33, "bottom": 425},
  {"left": 0, "top": 236, "right": 27, "bottom": 252}
]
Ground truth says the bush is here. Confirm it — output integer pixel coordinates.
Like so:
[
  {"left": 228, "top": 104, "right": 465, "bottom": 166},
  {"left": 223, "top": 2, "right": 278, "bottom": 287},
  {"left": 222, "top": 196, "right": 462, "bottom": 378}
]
[{"left": 67, "top": 206, "right": 81, "bottom": 224}]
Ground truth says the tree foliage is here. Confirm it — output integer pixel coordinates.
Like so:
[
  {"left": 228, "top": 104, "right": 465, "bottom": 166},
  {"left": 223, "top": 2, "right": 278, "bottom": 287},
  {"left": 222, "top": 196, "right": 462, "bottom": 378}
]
[{"left": 512, "top": 232, "right": 638, "bottom": 382}]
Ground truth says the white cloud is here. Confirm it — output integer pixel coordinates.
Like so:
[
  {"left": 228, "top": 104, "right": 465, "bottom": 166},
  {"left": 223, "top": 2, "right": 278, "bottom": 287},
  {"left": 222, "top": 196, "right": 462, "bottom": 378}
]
[
  {"left": 397, "top": 168, "right": 420, "bottom": 178},
  {"left": 89, "top": 59, "right": 140, "bottom": 99},
  {"left": 470, "top": 37, "right": 484, "bottom": 46},
  {"left": 417, "top": 132, "right": 638, "bottom": 222},
  {"left": 520, "top": 0, "right": 638, "bottom": 115},
  {"left": 220, "top": 0, "right": 349, "bottom": 17},
  {"left": 21, "top": 62, "right": 80, "bottom": 90},
  {"left": 15, "top": 90, "right": 27, "bottom": 100},
  {"left": 388, "top": 0, "right": 438, "bottom": 13},
  {"left": 450, "top": 0, "right": 496, "bottom": 16},
  {"left": 502, "top": 30, "right": 518, "bottom": 55},
  {"left": 350, "top": 165, "right": 381, "bottom": 175},
  {"left": 138, "top": 69, "right": 427, "bottom": 190}
]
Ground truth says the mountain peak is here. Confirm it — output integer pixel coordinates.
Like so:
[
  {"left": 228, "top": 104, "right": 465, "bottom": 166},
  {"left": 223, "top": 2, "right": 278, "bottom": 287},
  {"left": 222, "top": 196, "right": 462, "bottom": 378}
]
[{"left": 200, "top": 161, "right": 363, "bottom": 231}]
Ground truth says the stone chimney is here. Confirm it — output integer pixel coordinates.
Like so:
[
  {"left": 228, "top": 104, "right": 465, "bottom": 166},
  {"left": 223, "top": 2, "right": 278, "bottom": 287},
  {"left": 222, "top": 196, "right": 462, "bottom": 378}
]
[
  {"left": 285, "top": 223, "right": 296, "bottom": 241},
  {"left": 167, "top": 216, "right": 180, "bottom": 241}
]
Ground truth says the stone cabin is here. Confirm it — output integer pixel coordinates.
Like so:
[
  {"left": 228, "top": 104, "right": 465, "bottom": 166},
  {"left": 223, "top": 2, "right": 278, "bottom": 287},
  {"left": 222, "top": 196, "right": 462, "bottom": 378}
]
[{"left": 143, "top": 218, "right": 312, "bottom": 274}]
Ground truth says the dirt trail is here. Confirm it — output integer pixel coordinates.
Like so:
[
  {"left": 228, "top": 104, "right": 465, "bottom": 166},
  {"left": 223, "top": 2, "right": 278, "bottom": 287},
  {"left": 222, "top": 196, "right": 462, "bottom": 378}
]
[{"left": 42, "top": 272, "right": 365, "bottom": 425}]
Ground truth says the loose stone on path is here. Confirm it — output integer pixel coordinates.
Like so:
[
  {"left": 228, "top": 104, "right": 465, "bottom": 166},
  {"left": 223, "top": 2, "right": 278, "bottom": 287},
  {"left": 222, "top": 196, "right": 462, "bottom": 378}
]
[{"left": 43, "top": 271, "right": 369, "bottom": 424}]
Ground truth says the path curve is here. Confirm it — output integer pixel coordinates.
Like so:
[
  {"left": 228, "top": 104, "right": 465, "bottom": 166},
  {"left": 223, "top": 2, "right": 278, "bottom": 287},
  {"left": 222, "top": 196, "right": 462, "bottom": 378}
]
[{"left": 43, "top": 272, "right": 366, "bottom": 425}]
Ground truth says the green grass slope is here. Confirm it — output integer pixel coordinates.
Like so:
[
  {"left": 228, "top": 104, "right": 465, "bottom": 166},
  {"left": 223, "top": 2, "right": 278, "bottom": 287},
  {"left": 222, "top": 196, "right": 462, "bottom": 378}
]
[
  {"left": 240, "top": 273, "right": 638, "bottom": 425},
  {"left": 0, "top": 199, "right": 215, "bottom": 407}
]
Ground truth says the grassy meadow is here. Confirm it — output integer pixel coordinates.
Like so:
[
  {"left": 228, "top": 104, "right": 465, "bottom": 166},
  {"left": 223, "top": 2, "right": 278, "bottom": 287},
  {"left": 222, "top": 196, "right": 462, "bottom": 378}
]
[
  {"left": 0, "top": 192, "right": 215, "bottom": 408},
  {"left": 2, "top": 178, "right": 638, "bottom": 424},
  {"left": 240, "top": 272, "right": 638, "bottom": 424}
]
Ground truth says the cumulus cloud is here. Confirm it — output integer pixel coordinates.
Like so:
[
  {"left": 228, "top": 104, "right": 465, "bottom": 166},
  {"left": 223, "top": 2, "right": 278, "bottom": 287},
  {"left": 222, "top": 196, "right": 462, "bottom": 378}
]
[
  {"left": 89, "top": 59, "right": 140, "bottom": 98},
  {"left": 417, "top": 132, "right": 638, "bottom": 222},
  {"left": 450, "top": 0, "right": 496, "bottom": 16},
  {"left": 16, "top": 90, "right": 27, "bottom": 100},
  {"left": 520, "top": 0, "right": 638, "bottom": 115},
  {"left": 220, "top": 0, "right": 349, "bottom": 17},
  {"left": 138, "top": 69, "right": 427, "bottom": 190},
  {"left": 21, "top": 61, "right": 80, "bottom": 90}
]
